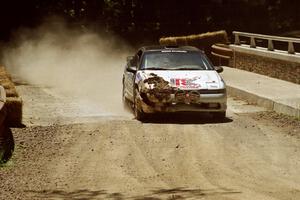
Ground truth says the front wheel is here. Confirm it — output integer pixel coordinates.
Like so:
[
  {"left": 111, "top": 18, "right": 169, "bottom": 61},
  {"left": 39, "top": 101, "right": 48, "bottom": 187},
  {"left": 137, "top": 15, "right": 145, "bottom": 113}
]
[
  {"left": 134, "top": 105, "right": 146, "bottom": 121},
  {"left": 134, "top": 89, "right": 146, "bottom": 121}
]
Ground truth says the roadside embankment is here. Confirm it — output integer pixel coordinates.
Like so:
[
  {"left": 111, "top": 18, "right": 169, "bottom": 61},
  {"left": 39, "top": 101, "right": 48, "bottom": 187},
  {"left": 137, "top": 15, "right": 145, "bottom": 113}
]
[
  {"left": 0, "top": 66, "right": 22, "bottom": 127},
  {"left": 222, "top": 66, "right": 300, "bottom": 118}
]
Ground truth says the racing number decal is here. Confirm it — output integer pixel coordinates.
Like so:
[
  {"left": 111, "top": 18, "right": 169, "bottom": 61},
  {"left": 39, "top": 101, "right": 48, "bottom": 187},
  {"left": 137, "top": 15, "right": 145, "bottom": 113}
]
[{"left": 175, "top": 79, "right": 186, "bottom": 87}]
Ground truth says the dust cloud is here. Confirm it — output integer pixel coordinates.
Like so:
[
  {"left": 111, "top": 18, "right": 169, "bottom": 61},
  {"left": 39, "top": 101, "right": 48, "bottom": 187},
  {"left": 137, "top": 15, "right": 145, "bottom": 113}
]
[{"left": 3, "top": 22, "right": 133, "bottom": 117}]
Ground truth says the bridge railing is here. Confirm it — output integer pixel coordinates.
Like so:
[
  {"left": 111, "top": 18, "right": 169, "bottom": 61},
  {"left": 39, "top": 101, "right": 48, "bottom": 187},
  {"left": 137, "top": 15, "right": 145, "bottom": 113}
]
[{"left": 233, "top": 31, "right": 300, "bottom": 54}]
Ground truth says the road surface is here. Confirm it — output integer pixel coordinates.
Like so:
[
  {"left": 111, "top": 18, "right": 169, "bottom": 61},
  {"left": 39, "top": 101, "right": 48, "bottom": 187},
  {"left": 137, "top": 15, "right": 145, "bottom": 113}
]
[{"left": 1, "top": 84, "right": 300, "bottom": 200}]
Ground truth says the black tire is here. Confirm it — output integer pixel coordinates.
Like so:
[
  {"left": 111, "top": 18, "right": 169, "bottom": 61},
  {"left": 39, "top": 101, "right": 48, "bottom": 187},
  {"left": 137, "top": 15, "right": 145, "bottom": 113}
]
[
  {"left": 212, "top": 111, "right": 226, "bottom": 119},
  {"left": 134, "top": 105, "right": 146, "bottom": 121}
]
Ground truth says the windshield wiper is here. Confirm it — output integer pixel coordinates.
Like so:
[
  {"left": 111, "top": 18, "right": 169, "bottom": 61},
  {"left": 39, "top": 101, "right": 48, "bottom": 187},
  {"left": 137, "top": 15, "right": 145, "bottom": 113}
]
[
  {"left": 144, "top": 67, "right": 168, "bottom": 70},
  {"left": 170, "top": 67, "right": 203, "bottom": 70}
]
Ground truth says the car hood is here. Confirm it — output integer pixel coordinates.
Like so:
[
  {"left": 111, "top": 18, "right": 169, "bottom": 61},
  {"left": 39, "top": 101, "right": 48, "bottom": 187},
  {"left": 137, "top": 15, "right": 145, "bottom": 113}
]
[{"left": 136, "top": 70, "right": 225, "bottom": 90}]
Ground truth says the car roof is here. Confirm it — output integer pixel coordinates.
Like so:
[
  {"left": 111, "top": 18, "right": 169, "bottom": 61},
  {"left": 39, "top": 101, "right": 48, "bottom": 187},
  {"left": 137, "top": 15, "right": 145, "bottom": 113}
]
[{"left": 140, "top": 45, "right": 203, "bottom": 53}]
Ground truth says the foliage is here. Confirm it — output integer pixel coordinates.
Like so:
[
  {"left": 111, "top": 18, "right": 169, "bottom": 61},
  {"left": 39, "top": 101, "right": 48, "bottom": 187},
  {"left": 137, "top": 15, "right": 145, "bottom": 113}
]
[{"left": 0, "top": 0, "right": 299, "bottom": 43}]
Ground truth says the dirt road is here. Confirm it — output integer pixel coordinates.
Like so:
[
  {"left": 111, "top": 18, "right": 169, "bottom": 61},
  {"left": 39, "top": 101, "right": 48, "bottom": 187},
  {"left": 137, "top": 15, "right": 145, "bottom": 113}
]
[{"left": 1, "top": 84, "right": 300, "bottom": 200}]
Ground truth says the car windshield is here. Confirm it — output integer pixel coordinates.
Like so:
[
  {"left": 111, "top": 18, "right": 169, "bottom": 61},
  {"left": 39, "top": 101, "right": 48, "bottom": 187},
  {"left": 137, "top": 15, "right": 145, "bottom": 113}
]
[{"left": 141, "top": 51, "right": 214, "bottom": 70}]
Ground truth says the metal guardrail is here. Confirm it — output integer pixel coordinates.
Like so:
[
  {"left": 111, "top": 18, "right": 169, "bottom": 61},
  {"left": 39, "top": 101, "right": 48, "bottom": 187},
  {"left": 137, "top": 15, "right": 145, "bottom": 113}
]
[{"left": 233, "top": 31, "right": 300, "bottom": 54}]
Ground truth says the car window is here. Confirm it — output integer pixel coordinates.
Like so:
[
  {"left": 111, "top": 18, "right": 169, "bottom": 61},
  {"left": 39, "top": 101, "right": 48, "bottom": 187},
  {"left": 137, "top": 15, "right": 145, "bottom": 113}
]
[{"left": 141, "top": 51, "right": 214, "bottom": 70}]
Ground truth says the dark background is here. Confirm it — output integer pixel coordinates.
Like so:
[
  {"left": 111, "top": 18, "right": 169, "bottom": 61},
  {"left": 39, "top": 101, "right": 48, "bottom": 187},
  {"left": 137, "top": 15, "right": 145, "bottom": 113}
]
[{"left": 0, "top": 0, "right": 299, "bottom": 45}]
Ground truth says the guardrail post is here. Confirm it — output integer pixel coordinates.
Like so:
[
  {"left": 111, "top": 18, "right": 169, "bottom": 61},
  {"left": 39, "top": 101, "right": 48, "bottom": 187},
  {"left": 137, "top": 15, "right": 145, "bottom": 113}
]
[
  {"left": 234, "top": 34, "right": 240, "bottom": 45},
  {"left": 268, "top": 39, "right": 274, "bottom": 51},
  {"left": 288, "top": 42, "right": 295, "bottom": 54},
  {"left": 250, "top": 37, "right": 256, "bottom": 48},
  {"left": 232, "top": 31, "right": 300, "bottom": 54}
]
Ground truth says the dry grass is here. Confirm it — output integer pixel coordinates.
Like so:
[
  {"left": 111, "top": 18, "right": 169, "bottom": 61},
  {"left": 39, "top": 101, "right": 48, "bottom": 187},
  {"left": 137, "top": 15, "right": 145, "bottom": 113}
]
[
  {"left": 159, "top": 30, "right": 228, "bottom": 47},
  {"left": 5, "top": 88, "right": 19, "bottom": 98},
  {"left": 0, "top": 66, "right": 23, "bottom": 127}
]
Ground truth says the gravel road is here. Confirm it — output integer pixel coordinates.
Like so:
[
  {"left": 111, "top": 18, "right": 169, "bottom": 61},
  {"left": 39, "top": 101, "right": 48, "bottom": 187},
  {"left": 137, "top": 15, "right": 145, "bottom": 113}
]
[{"left": 1, "top": 85, "right": 300, "bottom": 200}]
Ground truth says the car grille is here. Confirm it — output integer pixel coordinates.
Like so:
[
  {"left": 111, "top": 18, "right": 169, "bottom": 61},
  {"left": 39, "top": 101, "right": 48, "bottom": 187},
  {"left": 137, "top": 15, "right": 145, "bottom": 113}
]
[
  {"left": 175, "top": 90, "right": 200, "bottom": 103},
  {"left": 174, "top": 89, "right": 225, "bottom": 103}
]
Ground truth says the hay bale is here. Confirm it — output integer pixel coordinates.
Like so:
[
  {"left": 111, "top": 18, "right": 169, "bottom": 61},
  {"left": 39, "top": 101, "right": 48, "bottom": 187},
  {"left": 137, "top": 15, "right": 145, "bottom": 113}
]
[
  {"left": 5, "top": 97, "right": 23, "bottom": 127},
  {"left": 1, "top": 81, "right": 15, "bottom": 90},
  {"left": 185, "top": 35, "right": 199, "bottom": 47},
  {"left": 5, "top": 88, "right": 19, "bottom": 97},
  {"left": 159, "top": 30, "right": 228, "bottom": 47},
  {"left": 159, "top": 37, "right": 177, "bottom": 46},
  {"left": 0, "top": 67, "right": 20, "bottom": 98},
  {"left": 159, "top": 30, "right": 229, "bottom": 65},
  {"left": 175, "top": 37, "right": 188, "bottom": 46},
  {"left": 0, "top": 67, "right": 12, "bottom": 81},
  {"left": 0, "top": 66, "right": 23, "bottom": 127}
]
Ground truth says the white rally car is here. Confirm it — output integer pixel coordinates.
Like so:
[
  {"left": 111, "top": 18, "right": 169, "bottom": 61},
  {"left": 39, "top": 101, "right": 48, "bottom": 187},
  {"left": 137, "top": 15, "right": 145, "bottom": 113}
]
[{"left": 122, "top": 46, "right": 227, "bottom": 121}]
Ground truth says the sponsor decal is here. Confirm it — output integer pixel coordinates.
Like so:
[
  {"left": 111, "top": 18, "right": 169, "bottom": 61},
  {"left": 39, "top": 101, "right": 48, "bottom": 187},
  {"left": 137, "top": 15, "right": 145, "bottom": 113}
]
[
  {"left": 207, "top": 81, "right": 219, "bottom": 89},
  {"left": 208, "top": 85, "right": 218, "bottom": 89},
  {"left": 170, "top": 76, "right": 202, "bottom": 89}
]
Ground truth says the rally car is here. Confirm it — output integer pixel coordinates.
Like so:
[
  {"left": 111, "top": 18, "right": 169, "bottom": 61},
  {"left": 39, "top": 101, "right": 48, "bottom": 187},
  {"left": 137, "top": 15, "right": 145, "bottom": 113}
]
[{"left": 122, "top": 45, "right": 227, "bottom": 121}]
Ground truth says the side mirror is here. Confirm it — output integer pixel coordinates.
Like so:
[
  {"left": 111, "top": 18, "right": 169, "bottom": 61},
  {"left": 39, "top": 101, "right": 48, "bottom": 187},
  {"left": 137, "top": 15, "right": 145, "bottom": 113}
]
[
  {"left": 127, "top": 66, "right": 137, "bottom": 73},
  {"left": 214, "top": 66, "right": 224, "bottom": 73}
]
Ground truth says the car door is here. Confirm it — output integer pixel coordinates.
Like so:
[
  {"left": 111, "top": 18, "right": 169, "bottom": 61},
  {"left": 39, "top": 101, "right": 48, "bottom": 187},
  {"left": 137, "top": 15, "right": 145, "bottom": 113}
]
[
  {"left": 123, "top": 61, "right": 134, "bottom": 101},
  {"left": 124, "top": 49, "right": 143, "bottom": 102}
]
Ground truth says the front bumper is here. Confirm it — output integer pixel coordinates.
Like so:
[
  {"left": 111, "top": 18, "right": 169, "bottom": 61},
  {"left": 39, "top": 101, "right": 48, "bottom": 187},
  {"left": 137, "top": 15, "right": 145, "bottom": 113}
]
[{"left": 137, "top": 92, "right": 227, "bottom": 113}]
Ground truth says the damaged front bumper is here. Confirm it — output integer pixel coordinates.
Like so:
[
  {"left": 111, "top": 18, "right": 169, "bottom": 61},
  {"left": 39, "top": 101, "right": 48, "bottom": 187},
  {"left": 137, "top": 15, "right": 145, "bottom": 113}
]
[
  {"left": 137, "top": 91, "right": 227, "bottom": 114},
  {"left": 136, "top": 72, "right": 227, "bottom": 114}
]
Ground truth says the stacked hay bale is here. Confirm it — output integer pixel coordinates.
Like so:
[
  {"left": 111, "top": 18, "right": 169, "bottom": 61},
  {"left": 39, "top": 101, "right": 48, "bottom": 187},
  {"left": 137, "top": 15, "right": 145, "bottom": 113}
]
[
  {"left": 159, "top": 30, "right": 229, "bottom": 65},
  {"left": 0, "top": 66, "right": 22, "bottom": 127},
  {"left": 211, "top": 43, "right": 233, "bottom": 66}
]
